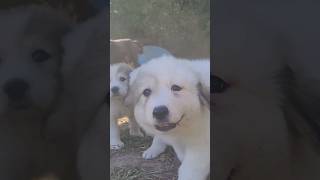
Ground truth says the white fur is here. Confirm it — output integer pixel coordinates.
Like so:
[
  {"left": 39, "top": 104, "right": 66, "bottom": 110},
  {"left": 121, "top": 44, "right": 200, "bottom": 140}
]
[
  {"left": 186, "top": 59, "right": 210, "bottom": 91},
  {"left": 127, "top": 56, "right": 210, "bottom": 180},
  {"left": 110, "top": 63, "right": 143, "bottom": 150}
]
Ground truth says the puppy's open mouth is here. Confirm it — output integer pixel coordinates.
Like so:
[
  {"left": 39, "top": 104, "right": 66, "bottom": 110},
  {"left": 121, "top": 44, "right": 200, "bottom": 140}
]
[{"left": 155, "top": 114, "right": 184, "bottom": 132}]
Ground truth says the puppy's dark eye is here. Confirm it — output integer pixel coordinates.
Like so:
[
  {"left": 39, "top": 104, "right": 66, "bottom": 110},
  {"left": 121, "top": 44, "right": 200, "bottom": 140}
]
[
  {"left": 171, "top": 84, "right": 182, "bottom": 91},
  {"left": 212, "top": 75, "right": 229, "bottom": 93},
  {"left": 120, "top": 77, "right": 126, "bottom": 82},
  {"left": 32, "top": 49, "right": 51, "bottom": 63},
  {"left": 143, "top": 88, "right": 152, "bottom": 97}
]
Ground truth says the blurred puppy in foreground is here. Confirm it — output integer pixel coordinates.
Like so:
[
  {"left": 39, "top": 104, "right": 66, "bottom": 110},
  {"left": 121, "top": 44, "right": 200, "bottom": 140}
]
[
  {"left": 0, "top": 5, "right": 73, "bottom": 180},
  {"left": 213, "top": 0, "right": 320, "bottom": 178},
  {"left": 213, "top": 40, "right": 320, "bottom": 180},
  {"left": 213, "top": 56, "right": 294, "bottom": 180}
]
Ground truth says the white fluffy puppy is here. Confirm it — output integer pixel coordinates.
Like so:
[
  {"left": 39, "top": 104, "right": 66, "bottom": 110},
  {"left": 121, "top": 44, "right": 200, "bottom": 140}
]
[
  {"left": 110, "top": 63, "right": 143, "bottom": 149},
  {"left": 126, "top": 56, "right": 210, "bottom": 180},
  {"left": 132, "top": 59, "right": 211, "bottom": 159}
]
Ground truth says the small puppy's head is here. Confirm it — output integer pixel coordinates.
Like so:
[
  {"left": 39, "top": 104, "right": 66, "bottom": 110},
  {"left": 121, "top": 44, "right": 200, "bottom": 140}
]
[
  {"left": 126, "top": 56, "right": 209, "bottom": 133},
  {"left": 0, "top": 6, "right": 71, "bottom": 117},
  {"left": 110, "top": 63, "right": 132, "bottom": 98}
]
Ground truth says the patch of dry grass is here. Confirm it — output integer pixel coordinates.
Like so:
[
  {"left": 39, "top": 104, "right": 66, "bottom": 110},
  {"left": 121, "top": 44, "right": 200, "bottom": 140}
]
[
  {"left": 110, "top": 119, "right": 180, "bottom": 180},
  {"left": 110, "top": 167, "right": 145, "bottom": 180}
]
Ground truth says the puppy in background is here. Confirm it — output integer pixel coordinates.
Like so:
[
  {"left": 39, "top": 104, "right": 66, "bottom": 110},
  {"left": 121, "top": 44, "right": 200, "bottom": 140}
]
[
  {"left": 110, "top": 63, "right": 143, "bottom": 149},
  {"left": 0, "top": 5, "right": 72, "bottom": 180}
]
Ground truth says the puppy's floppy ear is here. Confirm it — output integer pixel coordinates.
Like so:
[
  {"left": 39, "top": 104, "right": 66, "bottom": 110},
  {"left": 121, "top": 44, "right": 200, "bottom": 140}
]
[
  {"left": 195, "top": 69, "right": 210, "bottom": 108},
  {"left": 117, "top": 63, "right": 133, "bottom": 77},
  {"left": 124, "top": 64, "right": 133, "bottom": 77},
  {"left": 197, "top": 82, "right": 210, "bottom": 108},
  {"left": 187, "top": 60, "right": 210, "bottom": 106}
]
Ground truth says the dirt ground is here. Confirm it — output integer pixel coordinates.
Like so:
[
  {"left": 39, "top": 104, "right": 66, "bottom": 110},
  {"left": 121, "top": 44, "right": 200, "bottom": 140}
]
[{"left": 110, "top": 118, "right": 180, "bottom": 180}]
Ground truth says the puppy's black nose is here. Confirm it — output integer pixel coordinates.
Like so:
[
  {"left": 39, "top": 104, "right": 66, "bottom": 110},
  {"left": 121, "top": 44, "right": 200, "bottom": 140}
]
[
  {"left": 3, "top": 79, "right": 29, "bottom": 101},
  {"left": 111, "top": 86, "right": 119, "bottom": 94},
  {"left": 153, "top": 106, "right": 169, "bottom": 120}
]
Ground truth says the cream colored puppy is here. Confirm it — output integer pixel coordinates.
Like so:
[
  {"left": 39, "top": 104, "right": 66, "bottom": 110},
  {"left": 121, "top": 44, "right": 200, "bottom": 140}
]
[
  {"left": 126, "top": 56, "right": 210, "bottom": 180},
  {"left": 110, "top": 63, "right": 143, "bottom": 150}
]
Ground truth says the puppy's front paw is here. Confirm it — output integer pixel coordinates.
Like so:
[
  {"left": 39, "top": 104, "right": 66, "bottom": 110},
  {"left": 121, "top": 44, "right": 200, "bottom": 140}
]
[
  {"left": 110, "top": 141, "right": 124, "bottom": 150},
  {"left": 142, "top": 146, "right": 163, "bottom": 159},
  {"left": 129, "top": 128, "right": 144, "bottom": 137}
]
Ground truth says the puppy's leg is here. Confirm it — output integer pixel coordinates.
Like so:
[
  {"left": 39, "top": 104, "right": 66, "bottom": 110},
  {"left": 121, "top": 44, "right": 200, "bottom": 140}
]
[
  {"left": 128, "top": 111, "right": 144, "bottom": 137},
  {"left": 172, "top": 144, "right": 185, "bottom": 162},
  {"left": 110, "top": 111, "right": 124, "bottom": 150},
  {"left": 178, "top": 148, "right": 210, "bottom": 180},
  {"left": 143, "top": 136, "right": 167, "bottom": 159}
]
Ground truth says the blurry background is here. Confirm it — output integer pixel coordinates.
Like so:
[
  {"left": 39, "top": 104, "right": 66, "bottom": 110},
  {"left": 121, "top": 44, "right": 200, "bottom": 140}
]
[
  {"left": 111, "top": 0, "right": 210, "bottom": 59},
  {"left": 0, "top": 0, "right": 107, "bottom": 21},
  {"left": 0, "top": 0, "right": 210, "bottom": 58}
]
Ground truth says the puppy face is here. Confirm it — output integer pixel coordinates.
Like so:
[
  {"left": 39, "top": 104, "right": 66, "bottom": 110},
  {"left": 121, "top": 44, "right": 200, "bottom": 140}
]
[
  {"left": 126, "top": 56, "right": 208, "bottom": 133},
  {"left": 110, "top": 63, "right": 132, "bottom": 98},
  {"left": 0, "top": 6, "right": 71, "bottom": 116}
]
